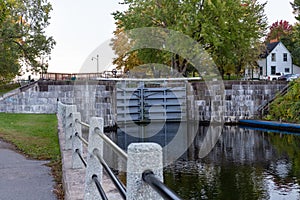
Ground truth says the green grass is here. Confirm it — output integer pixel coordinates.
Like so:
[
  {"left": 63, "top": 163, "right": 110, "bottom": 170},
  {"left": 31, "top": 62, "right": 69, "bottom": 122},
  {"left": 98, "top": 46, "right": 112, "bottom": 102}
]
[
  {"left": 0, "top": 113, "right": 63, "bottom": 199},
  {"left": 0, "top": 113, "right": 60, "bottom": 160}
]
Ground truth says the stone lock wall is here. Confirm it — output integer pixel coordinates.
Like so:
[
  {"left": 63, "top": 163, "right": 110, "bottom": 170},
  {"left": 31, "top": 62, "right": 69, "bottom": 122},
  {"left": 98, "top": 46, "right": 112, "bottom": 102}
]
[
  {"left": 0, "top": 80, "right": 287, "bottom": 125},
  {"left": 0, "top": 80, "right": 116, "bottom": 127},
  {"left": 192, "top": 81, "right": 287, "bottom": 122}
]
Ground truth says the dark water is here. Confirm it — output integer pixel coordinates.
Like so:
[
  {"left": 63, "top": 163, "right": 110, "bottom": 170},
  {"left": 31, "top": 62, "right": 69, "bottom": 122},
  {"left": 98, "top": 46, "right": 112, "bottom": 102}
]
[
  {"left": 164, "top": 126, "right": 300, "bottom": 200},
  {"left": 117, "top": 124, "right": 300, "bottom": 200}
]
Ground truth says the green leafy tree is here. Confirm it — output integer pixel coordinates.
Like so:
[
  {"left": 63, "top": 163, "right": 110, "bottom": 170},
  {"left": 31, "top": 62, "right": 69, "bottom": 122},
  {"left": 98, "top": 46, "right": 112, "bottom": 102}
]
[
  {"left": 112, "top": 0, "right": 267, "bottom": 78},
  {"left": 0, "top": 0, "right": 55, "bottom": 83},
  {"left": 200, "top": 0, "right": 267, "bottom": 76},
  {"left": 291, "top": 0, "right": 300, "bottom": 21},
  {"left": 290, "top": 0, "right": 300, "bottom": 66}
]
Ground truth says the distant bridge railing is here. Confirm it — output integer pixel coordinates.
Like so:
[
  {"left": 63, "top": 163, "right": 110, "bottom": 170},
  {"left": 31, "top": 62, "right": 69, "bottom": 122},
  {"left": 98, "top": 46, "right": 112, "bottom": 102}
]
[
  {"left": 57, "top": 101, "right": 182, "bottom": 200},
  {"left": 43, "top": 71, "right": 123, "bottom": 81}
]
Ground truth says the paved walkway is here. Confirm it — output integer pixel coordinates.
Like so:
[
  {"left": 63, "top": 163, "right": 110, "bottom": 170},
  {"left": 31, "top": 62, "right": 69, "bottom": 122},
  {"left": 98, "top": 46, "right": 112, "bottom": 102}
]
[{"left": 0, "top": 140, "right": 56, "bottom": 200}]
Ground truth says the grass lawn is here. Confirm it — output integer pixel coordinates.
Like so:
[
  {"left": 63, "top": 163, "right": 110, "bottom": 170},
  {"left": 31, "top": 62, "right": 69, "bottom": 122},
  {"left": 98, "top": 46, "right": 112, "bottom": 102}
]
[{"left": 0, "top": 113, "right": 63, "bottom": 199}]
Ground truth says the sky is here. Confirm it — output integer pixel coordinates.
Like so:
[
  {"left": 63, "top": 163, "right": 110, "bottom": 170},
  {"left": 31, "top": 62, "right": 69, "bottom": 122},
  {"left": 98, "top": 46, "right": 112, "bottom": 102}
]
[{"left": 46, "top": 0, "right": 298, "bottom": 74}]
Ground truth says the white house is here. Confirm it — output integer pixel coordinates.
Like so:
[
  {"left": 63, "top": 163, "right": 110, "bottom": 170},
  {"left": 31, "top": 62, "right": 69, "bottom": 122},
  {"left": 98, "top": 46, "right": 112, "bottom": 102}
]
[
  {"left": 257, "top": 41, "right": 293, "bottom": 76},
  {"left": 293, "top": 64, "right": 300, "bottom": 74}
]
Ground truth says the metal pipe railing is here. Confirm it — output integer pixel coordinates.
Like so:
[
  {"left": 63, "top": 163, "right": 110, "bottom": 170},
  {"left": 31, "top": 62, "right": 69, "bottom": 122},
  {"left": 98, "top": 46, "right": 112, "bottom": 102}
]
[
  {"left": 75, "top": 119, "right": 90, "bottom": 128},
  {"left": 75, "top": 149, "right": 87, "bottom": 167},
  {"left": 93, "top": 149, "right": 127, "bottom": 200},
  {"left": 94, "top": 128, "right": 128, "bottom": 160},
  {"left": 75, "top": 132, "right": 88, "bottom": 146},
  {"left": 92, "top": 175, "right": 108, "bottom": 200},
  {"left": 142, "top": 170, "right": 182, "bottom": 200},
  {"left": 59, "top": 103, "right": 183, "bottom": 200}
]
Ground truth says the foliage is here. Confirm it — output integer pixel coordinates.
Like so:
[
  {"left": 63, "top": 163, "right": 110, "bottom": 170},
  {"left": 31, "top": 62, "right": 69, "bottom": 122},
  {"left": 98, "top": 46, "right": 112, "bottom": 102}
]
[
  {"left": 264, "top": 18, "right": 300, "bottom": 66},
  {"left": 266, "top": 20, "right": 293, "bottom": 43},
  {"left": 110, "top": 22, "right": 144, "bottom": 72},
  {"left": 267, "top": 79, "right": 300, "bottom": 123},
  {"left": 281, "top": 32, "right": 300, "bottom": 66},
  {"left": 112, "top": 0, "right": 267, "bottom": 78},
  {"left": 0, "top": 82, "right": 20, "bottom": 95},
  {"left": 0, "top": 0, "right": 55, "bottom": 84},
  {"left": 291, "top": 0, "right": 300, "bottom": 21},
  {"left": 268, "top": 132, "right": 300, "bottom": 181},
  {"left": 287, "top": 0, "right": 300, "bottom": 66}
]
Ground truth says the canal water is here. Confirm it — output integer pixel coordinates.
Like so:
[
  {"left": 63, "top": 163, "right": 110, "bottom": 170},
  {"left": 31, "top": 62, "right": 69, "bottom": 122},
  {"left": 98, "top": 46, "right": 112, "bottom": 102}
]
[{"left": 116, "top": 123, "right": 300, "bottom": 200}]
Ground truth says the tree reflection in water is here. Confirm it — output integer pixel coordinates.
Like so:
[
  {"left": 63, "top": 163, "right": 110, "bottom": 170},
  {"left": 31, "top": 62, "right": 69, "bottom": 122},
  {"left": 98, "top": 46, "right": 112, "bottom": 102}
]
[{"left": 164, "top": 125, "right": 300, "bottom": 200}]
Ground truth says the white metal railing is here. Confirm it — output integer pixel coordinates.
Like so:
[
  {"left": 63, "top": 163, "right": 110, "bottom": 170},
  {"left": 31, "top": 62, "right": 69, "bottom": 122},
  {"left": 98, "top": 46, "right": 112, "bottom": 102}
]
[{"left": 57, "top": 101, "right": 181, "bottom": 200}]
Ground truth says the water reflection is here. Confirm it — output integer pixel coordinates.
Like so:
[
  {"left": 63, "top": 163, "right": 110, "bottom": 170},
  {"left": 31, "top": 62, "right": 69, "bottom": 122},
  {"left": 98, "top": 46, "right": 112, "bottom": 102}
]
[
  {"left": 115, "top": 123, "right": 300, "bottom": 199},
  {"left": 164, "top": 125, "right": 300, "bottom": 200}
]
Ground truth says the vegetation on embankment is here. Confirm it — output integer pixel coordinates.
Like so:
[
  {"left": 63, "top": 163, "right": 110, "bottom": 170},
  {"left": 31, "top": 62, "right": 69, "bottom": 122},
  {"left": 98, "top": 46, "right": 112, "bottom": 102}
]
[
  {"left": 0, "top": 113, "right": 63, "bottom": 199},
  {"left": 0, "top": 83, "right": 20, "bottom": 96},
  {"left": 265, "top": 79, "right": 300, "bottom": 123}
]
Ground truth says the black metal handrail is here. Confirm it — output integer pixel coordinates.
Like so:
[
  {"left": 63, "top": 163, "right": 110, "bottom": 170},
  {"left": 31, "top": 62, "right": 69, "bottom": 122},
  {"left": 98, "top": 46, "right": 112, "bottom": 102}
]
[
  {"left": 92, "top": 175, "right": 108, "bottom": 200},
  {"left": 75, "top": 149, "right": 87, "bottom": 167},
  {"left": 142, "top": 170, "right": 182, "bottom": 200},
  {"left": 94, "top": 149, "right": 127, "bottom": 200}
]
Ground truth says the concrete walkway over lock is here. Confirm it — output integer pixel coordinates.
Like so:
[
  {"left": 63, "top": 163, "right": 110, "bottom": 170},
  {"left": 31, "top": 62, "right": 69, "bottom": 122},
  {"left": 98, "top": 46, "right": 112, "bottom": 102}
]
[{"left": 0, "top": 140, "right": 56, "bottom": 200}]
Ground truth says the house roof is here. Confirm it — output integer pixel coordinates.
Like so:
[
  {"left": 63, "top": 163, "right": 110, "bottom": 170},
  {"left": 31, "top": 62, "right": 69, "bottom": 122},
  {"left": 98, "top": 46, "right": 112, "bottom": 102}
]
[{"left": 260, "top": 42, "right": 280, "bottom": 58}]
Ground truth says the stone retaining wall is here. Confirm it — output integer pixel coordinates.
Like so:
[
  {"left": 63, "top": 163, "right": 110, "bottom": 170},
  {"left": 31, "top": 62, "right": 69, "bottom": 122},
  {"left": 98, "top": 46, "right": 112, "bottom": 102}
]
[
  {"left": 0, "top": 80, "right": 116, "bottom": 126},
  {"left": 191, "top": 81, "right": 287, "bottom": 122},
  {"left": 0, "top": 80, "right": 287, "bottom": 124}
]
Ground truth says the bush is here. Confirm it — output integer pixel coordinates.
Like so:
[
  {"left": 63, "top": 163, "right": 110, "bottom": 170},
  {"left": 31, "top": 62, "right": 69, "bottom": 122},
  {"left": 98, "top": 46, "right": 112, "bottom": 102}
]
[{"left": 267, "top": 79, "right": 300, "bottom": 123}]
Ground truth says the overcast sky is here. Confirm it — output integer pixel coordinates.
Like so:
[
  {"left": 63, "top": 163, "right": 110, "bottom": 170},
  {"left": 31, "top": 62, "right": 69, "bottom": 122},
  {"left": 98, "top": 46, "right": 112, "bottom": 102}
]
[{"left": 46, "top": 0, "right": 298, "bottom": 73}]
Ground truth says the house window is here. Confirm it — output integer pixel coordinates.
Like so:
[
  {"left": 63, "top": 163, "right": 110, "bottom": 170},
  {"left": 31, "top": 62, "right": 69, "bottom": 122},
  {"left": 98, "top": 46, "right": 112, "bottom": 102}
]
[
  {"left": 285, "top": 68, "right": 290, "bottom": 73},
  {"left": 271, "top": 66, "right": 276, "bottom": 75},
  {"left": 271, "top": 53, "right": 276, "bottom": 62},
  {"left": 283, "top": 53, "right": 288, "bottom": 62},
  {"left": 260, "top": 66, "right": 263, "bottom": 75}
]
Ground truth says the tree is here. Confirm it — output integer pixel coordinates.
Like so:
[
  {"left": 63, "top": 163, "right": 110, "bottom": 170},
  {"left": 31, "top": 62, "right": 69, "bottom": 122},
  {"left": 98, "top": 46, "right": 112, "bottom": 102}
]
[
  {"left": 200, "top": 0, "right": 267, "bottom": 76},
  {"left": 290, "top": 0, "right": 300, "bottom": 66},
  {"left": 266, "top": 20, "right": 293, "bottom": 43},
  {"left": 0, "top": 0, "right": 55, "bottom": 83},
  {"left": 111, "top": 0, "right": 267, "bottom": 78},
  {"left": 110, "top": 21, "right": 144, "bottom": 73},
  {"left": 291, "top": 0, "right": 300, "bottom": 21}
]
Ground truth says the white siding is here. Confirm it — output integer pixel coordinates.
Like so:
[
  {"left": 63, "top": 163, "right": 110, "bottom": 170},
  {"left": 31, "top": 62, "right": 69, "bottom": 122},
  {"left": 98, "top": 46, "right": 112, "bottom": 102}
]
[
  {"left": 266, "top": 42, "right": 292, "bottom": 75},
  {"left": 293, "top": 64, "right": 300, "bottom": 74},
  {"left": 257, "top": 59, "right": 266, "bottom": 76}
]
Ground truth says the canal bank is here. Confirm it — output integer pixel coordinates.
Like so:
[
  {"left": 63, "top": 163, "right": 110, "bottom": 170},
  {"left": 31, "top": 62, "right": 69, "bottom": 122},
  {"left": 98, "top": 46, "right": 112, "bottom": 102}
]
[{"left": 238, "top": 119, "right": 300, "bottom": 133}]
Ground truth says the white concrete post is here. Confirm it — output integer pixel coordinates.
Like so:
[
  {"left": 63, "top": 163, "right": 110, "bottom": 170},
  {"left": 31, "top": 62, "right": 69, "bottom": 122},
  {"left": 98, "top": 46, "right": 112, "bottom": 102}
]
[
  {"left": 57, "top": 102, "right": 66, "bottom": 131},
  {"left": 72, "top": 112, "right": 84, "bottom": 169},
  {"left": 84, "top": 117, "right": 104, "bottom": 200},
  {"left": 65, "top": 105, "right": 77, "bottom": 150},
  {"left": 57, "top": 101, "right": 62, "bottom": 120},
  {"left": 127, "top": 143, "right": 164, "bottom": 200}
]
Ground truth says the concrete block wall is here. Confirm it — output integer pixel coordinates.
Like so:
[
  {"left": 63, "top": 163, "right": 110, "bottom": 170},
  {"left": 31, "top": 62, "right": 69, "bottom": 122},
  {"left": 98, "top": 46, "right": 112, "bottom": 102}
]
[
  {"left": 0, "top": 80, "right": 287, "bottom": 124},
  {"left": 0, "top": 81, "right": 116, "bottom": 127},
  {"left": 192, "top": 81, "right": 287, "bottom": 122}
]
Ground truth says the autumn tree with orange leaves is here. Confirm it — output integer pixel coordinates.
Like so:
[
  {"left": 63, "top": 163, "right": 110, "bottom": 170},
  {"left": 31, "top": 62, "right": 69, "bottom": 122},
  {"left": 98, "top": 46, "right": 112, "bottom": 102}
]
[{"left": 266, "top": 20, "right": 293, "bottom": 43}]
